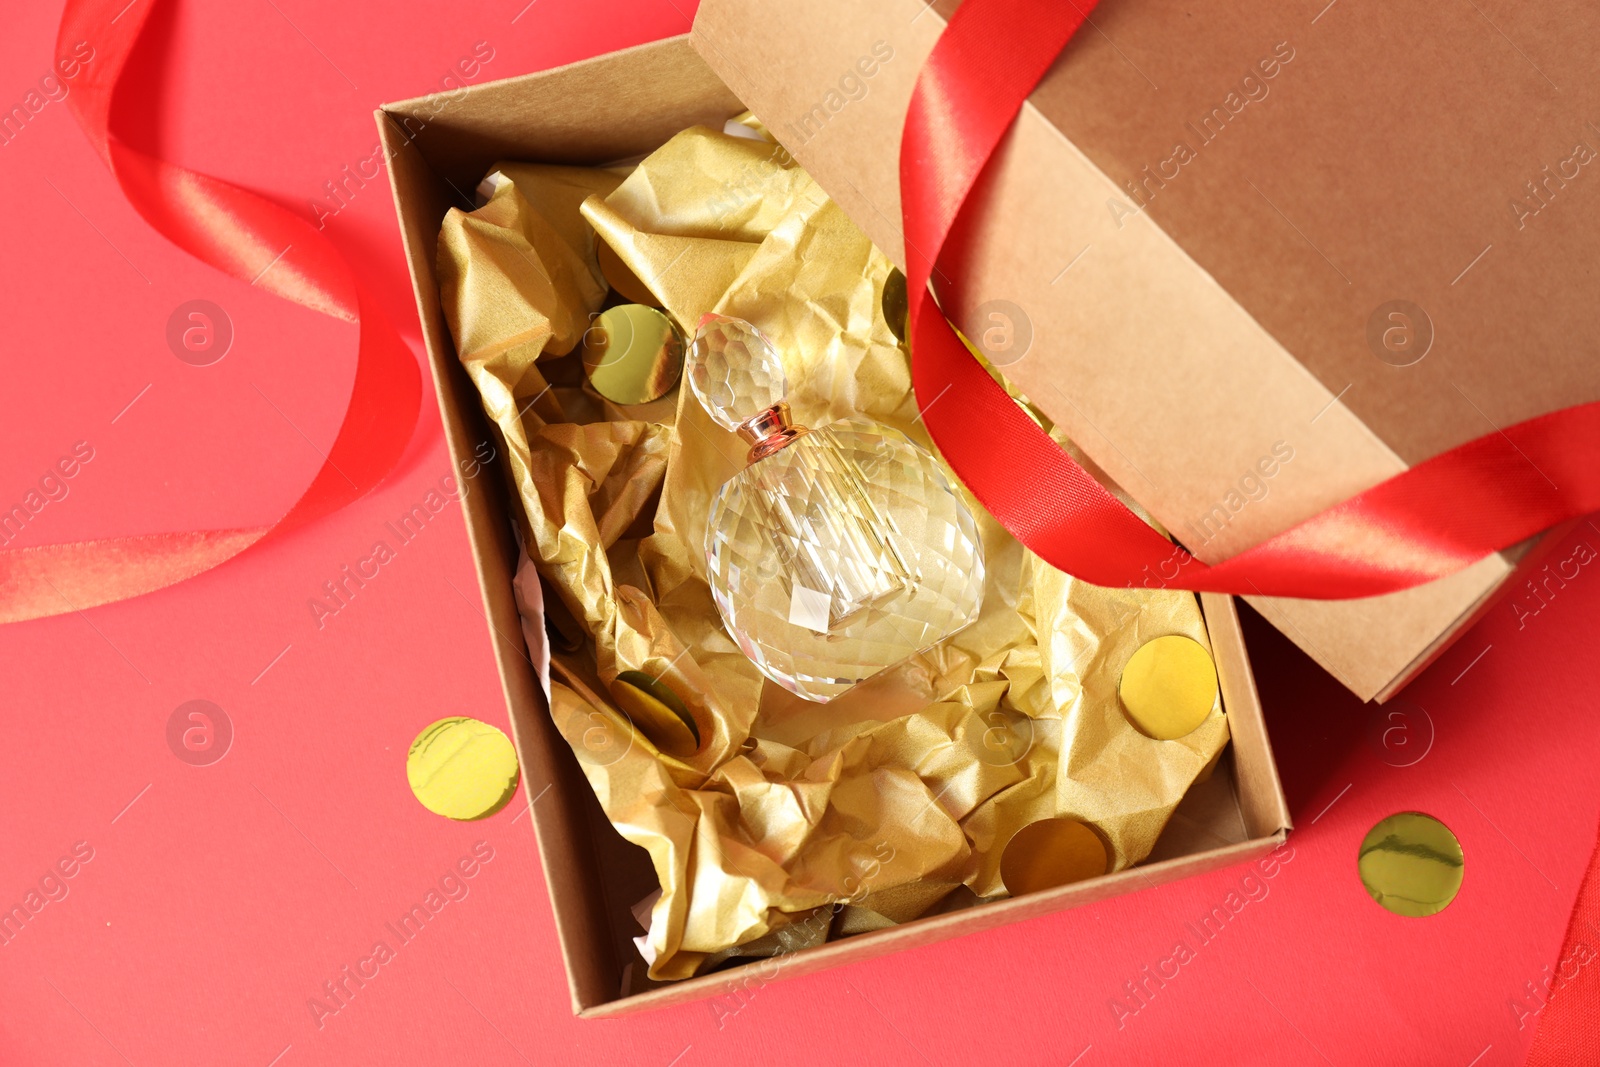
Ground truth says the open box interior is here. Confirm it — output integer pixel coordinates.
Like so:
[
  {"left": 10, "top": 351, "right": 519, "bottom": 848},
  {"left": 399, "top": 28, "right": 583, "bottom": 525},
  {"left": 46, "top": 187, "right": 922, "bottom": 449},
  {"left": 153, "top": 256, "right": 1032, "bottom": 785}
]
[{"left": 378, "top": 34, "right": 1291, "bottom": 1017}]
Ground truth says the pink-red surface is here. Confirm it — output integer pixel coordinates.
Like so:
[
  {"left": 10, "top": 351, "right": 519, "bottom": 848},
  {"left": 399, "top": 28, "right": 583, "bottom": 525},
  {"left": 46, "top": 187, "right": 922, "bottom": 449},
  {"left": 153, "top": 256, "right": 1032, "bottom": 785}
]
[{"left": 2, "top": 1, "right": 1598, "bottom": 1064}]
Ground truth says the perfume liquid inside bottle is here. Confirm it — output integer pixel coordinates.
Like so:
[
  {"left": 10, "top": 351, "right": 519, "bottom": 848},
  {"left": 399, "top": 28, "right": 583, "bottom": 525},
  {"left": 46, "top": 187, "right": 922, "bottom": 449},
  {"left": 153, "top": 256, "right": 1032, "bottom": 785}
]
[{"left": 690, "top": 314, "right": 985, "bottom": 702}]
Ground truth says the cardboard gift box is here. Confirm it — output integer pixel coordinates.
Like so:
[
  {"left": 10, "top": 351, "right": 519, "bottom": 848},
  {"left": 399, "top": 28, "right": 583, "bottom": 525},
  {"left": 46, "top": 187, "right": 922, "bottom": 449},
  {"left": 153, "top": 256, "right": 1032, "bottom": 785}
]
[
  {"left": 688, "top": 0, "right": 1600, "bottom": 701},
  {"left": 379, "top": 34, "right": 1290, "bottom": 1015}
]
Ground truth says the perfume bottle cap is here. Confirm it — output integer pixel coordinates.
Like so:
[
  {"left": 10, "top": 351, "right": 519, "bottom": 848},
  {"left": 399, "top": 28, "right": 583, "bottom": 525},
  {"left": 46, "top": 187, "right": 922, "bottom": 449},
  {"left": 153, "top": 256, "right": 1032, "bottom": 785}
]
[{"left": 686, "top": 313, "right": 788, "bottom": 432}]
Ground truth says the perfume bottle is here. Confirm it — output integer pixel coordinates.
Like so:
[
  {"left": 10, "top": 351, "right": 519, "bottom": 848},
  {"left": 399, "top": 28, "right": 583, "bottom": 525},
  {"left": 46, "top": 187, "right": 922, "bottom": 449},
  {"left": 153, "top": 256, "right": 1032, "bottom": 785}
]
[{"left": 688, "top": 314, "right": 986, "bottom": 702}]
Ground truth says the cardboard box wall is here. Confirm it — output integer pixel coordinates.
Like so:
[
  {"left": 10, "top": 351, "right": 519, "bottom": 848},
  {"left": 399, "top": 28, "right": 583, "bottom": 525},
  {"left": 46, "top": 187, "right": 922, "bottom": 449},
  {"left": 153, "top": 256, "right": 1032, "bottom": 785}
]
[
  {"left": 378, "top": 35, "right": 1290, "bottom": 1016},
  {"left": 690, "top": 0, "right": 1600, "bottom": 700}
]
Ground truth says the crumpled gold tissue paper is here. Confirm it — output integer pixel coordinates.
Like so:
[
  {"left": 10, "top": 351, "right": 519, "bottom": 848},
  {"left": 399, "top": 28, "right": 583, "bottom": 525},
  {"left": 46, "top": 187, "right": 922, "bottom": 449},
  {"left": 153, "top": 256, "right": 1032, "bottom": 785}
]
[{"left": 437, "top": 124, "right": 1229, "bottom": 981}]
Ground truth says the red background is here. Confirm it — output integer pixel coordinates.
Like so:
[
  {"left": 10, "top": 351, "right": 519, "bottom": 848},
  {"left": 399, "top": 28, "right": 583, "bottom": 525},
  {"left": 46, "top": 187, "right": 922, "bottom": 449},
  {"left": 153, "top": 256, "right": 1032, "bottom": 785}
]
[{"left": 3, "top": 1, "right": 1599, "bottom": 1064}]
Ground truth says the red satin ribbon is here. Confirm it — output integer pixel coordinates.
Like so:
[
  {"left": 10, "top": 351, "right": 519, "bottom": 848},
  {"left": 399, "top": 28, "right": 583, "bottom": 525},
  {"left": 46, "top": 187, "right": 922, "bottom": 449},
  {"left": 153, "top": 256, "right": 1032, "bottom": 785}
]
[
  {"left": 908, "top": 5, "right": 1600, "bottom": 1060},
  {"left": 0, "top": 0, "right": 419, "bottom": 624},
  {"left": 902, "top": 0, "right": 1600, "bottom": 600}
]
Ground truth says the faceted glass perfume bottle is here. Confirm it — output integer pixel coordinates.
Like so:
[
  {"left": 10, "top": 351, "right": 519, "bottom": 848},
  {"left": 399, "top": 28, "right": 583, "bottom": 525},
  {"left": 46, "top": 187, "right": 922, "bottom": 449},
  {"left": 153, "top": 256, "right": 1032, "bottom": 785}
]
[{"left": 689, "top": 314, "right": 986, "bottom": 702}]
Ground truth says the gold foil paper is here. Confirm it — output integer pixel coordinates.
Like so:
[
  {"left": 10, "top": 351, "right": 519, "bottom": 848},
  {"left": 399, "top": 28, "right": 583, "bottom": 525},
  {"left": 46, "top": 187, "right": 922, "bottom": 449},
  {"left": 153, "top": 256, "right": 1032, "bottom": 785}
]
[{"left": 438, "top": 125, "right": 1229, "bottom": 980}]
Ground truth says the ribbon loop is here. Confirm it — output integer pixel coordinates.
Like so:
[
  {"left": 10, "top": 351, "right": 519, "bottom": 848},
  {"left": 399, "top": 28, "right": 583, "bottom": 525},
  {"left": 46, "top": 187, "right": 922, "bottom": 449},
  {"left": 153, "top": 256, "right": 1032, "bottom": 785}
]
[{"left": 0, "top": 0, "right": 421, "bottom": 624}]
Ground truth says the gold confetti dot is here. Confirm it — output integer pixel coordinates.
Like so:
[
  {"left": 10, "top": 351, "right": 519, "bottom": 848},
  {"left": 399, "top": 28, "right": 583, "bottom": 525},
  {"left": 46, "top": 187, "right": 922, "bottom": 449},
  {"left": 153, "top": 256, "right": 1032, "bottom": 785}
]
[
  {"left": 406, "top": 717, "right": 520, "bottom": 821},
  {"left": 613, "top": 671, "right": 700, "bottom": 758},
  {"left": 581, "top": 304, "right": 684, "bottom": 405},
  {"left": 1359, "top": 811, "right": 1464, "bottom": 917},
  {"left": 881, "top": 268, "right": 909, "bottom": 344},
  {"left": 1000, "top": 817, "right": 1109, "bottom": 896},
  {"left": 1119, "top": 634, "right": 1218, "bottom": 740}
]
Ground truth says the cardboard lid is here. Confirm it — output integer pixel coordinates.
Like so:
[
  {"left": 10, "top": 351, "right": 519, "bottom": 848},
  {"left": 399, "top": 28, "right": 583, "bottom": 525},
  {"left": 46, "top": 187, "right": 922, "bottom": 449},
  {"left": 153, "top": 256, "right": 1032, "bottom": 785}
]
[{"left": 691, "top": 0, "right": 1597, "bottom": 698}]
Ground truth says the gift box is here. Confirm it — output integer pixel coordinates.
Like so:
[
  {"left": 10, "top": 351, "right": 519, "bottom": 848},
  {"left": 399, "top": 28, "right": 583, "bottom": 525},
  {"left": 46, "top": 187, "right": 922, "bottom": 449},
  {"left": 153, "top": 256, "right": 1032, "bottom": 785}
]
[
  {"left": 378, "top": 34, "right": 1290, "bottom": 1015},
  {"left": 687, "top": 0, "right": 1600, "bottom": 700}
]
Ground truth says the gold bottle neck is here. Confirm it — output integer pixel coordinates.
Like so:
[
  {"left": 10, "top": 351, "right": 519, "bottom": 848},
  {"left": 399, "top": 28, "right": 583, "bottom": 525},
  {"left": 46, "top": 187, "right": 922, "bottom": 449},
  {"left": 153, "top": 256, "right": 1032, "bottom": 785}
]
[{"left": 736, "top": 401, "right": 808, "bottom": 463}]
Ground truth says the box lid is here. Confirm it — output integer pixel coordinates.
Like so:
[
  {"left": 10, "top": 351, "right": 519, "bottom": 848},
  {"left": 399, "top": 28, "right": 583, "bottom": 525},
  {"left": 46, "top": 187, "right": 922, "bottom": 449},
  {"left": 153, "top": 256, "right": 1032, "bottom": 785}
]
[{"left": 690, "top": 0, "right": 1600, "bottom": 698}]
